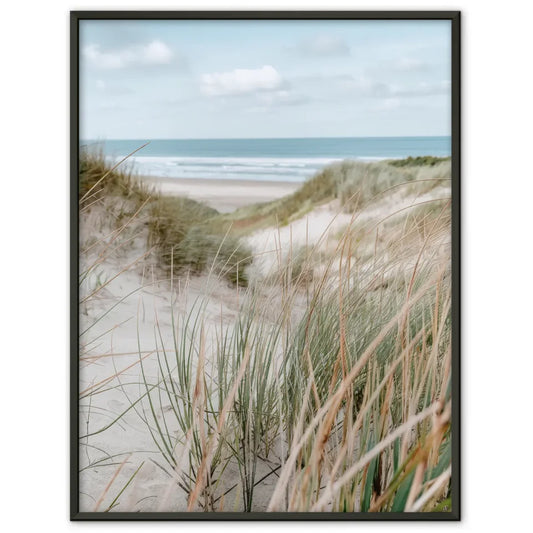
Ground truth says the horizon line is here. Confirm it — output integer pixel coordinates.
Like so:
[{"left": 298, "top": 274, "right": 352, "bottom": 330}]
[{"left": 81, "top": 134, "right": 451, "bottom": 142}]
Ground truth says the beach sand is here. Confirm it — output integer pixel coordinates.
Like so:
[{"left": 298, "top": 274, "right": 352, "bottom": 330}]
[{"left": 141, "top": 176, "right": 300, "bottom": 213}]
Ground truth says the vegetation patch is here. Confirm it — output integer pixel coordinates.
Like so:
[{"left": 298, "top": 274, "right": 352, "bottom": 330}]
[
  {"left": 79, "top": 149, "right": 251, "bottom": 285},
  {"left": 218, "top": 157, "right": 451, "bottom": 235},
  {"left": 387, "top": 155, "right": 450, "bottom": 167}
]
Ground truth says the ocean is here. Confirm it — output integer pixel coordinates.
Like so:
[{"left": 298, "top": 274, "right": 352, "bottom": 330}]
[{"left": 84, "top": 136, "right": 451, "bottom": 183}]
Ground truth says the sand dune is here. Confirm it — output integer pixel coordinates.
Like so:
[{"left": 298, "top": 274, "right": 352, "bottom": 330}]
[{"left": 79, "top": 173, "right": 451, "bottom": 512}]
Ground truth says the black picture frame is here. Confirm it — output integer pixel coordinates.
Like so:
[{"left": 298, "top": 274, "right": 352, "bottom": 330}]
[{"left": 70, "top": 10, "right": 461, "bottom": 521}]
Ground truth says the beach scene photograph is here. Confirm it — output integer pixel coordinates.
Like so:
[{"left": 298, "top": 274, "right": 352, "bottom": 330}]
[{"left": 77, "top": 16, "right": 455, "bottom": 515}]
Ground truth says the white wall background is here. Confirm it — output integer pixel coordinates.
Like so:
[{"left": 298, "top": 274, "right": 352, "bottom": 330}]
[{"left": 1, "top": 0, "right": 531, "bottom": 531}]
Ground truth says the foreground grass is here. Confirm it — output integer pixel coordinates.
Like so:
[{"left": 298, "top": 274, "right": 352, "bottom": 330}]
[{"left": 79, "top": 147, "right": 452, "bottom": 513}]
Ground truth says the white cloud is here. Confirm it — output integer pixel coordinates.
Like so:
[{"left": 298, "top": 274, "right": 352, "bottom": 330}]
[
  {"left": 83, "top": 40, "right": 173, "bottom": 69},
  {"left": 200, "top": 65, "right": 283, "bottom": 96},
  {"left": 142, "top": 40, "right": 173, "bottom": 64},
  {"left": 293, "top": 35, "right": 350, "bottom": 57}
]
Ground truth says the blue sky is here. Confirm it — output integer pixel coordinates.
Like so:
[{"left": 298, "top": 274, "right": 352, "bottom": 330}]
[{"left": 80, "top": 19, "right": 451, "bottom": 139}]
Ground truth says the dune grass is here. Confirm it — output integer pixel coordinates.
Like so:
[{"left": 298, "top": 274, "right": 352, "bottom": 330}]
[
  {"left": 388, "top": 155, "right": 450, "bottom": 167},
  {"left": 214, "top": 158, "right": 451, "bottom": 236},
  {"left": 79, "top": 147, "right": 251, "bottom": 286},
  {"left": 79, "top": 148, "right": 452, "bottom": 513}
]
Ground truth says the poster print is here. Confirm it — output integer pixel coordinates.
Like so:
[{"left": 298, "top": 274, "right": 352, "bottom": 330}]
[{"left": 72, "top": 11, "right": 460, "bottom": 520}]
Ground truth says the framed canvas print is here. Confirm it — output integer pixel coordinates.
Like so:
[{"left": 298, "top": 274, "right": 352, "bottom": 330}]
[{"left": 71, "top": 10, "right": 460, "bottom": 520}]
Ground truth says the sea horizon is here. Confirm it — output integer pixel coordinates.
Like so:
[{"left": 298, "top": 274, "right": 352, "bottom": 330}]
[
  {"left": 82, "top": 136, "right": 451, "bottom": 183},
  {"left": 82, "top": 134, "right": 450, "bottom": 140}
]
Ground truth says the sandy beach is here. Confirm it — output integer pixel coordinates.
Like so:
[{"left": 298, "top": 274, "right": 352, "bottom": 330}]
[{"left": 141, "top": 176, "right": 300, "bottom": 213}]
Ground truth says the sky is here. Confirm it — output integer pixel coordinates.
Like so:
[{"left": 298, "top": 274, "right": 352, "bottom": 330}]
[{"left": 79, "top": 19, "right": 451, "bottom": 140}]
